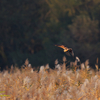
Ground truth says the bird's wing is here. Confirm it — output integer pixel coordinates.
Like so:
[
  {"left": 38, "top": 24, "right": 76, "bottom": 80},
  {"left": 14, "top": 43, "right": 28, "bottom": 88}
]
[
  {"left": 55, "top": 45, "right": 68, "bottom": 50},
  {"left": 71, "top": 51, "right": 74, "bottom": 56},
  {"left": 65, "top": 52, "right": 71, "bottom": 56}
]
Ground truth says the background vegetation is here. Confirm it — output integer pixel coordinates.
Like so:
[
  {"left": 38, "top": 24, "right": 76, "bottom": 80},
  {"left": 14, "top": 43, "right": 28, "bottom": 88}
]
[
  {"left": 0, "top": 58, "right": 100, "bottom": 100},
  {"left": 0, "top": 0, "right": 100, "bottom": 70}
]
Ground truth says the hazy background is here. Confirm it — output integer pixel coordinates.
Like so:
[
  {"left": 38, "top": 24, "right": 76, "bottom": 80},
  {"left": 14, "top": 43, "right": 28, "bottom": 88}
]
[{"left": 0, "top": 0, "right": 100, "bottom": 70}]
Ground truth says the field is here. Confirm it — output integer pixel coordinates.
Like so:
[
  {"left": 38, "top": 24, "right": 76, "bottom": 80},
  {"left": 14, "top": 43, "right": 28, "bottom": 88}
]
[{"left": 0, "top": 57, "right": 100, "bottom": 100}]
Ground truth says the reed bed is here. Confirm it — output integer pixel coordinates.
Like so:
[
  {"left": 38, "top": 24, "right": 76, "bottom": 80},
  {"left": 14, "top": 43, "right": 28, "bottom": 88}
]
[{"left": 0, "top": 57, "right": 100, "bottom": 100}]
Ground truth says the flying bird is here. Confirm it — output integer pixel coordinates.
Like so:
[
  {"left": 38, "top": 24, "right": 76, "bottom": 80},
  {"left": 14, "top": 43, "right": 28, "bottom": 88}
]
[{"left": 55, "top": 45, "right": 74, "bottom": 56}]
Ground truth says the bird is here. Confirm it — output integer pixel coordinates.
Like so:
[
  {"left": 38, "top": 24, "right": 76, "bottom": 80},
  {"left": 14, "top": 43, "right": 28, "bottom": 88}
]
[{"left": 55, "top": 45, "right": 74, "bottom": 56}]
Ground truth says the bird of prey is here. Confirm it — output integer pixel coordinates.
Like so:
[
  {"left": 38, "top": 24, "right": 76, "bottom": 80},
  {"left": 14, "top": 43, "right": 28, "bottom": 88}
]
[{"left": 55, "top": 45, "right": 74, "bottom": 56}]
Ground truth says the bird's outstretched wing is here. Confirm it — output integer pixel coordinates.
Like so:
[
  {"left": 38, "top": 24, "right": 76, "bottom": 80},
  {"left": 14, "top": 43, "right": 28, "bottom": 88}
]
[
  {"left": 55, "top": 45, "right": 74, "bottom": 56},
  {"left": 55, "top": 45, "right": 69, "bottom": 52},
  {"left": 55, "top": 45, "right": 66, "bottom": 49}
]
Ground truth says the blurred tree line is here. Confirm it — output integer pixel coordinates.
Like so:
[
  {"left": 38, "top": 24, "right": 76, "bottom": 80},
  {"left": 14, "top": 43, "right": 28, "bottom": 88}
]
[{"left": 0, "top": 0, "right": 100, "bottom": 70}]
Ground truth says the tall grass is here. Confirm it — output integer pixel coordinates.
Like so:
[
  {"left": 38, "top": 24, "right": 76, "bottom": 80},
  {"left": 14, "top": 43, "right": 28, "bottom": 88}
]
[{"left": 0, "top": 57, "right": 99, "bottom": 100}]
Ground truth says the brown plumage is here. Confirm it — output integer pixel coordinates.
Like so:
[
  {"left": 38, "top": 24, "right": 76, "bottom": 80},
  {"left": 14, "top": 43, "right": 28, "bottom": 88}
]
[{"left": 55, "top": 45, "right": 74, "bottom": 56}]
